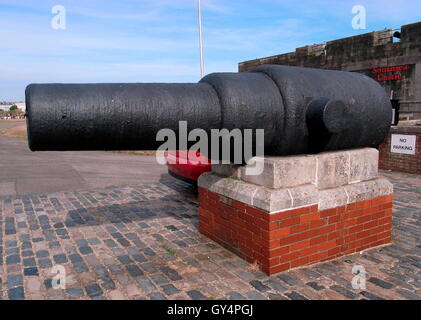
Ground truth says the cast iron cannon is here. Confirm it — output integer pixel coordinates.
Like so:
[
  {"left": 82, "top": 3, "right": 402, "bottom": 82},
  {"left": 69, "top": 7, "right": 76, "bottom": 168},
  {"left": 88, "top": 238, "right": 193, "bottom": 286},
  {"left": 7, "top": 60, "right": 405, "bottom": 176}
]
[{"left": 25, "top": 65, "right": 391, "bottom": 158}]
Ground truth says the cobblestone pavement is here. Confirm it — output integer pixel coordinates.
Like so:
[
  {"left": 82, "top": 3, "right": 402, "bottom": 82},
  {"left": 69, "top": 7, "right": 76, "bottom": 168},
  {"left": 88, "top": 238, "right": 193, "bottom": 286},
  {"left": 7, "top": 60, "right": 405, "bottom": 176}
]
[{"left": 0, "top": 171, "right": 419, "bottom": 300}]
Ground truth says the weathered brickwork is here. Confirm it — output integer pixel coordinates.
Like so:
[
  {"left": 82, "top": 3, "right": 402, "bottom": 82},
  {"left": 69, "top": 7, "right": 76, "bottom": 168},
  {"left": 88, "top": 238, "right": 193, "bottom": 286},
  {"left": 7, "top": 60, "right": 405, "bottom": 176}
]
[
  {"left": 199, "top": 189, "right": 393, "bottom": 275},
  {"left": 379, "top": 127, "right": 421, "bottom": 174}
]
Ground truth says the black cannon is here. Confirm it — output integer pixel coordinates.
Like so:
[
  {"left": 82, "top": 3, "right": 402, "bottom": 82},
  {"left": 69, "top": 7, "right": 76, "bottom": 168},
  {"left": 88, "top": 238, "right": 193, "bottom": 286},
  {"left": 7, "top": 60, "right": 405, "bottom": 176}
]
[{"left": 25, "top": 65, "right": 391, "bottom": 158}]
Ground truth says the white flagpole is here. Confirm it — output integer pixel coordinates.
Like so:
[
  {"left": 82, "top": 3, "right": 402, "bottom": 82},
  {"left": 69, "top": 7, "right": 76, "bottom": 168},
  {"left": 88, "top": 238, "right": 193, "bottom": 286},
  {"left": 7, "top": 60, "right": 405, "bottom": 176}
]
[{"left": 198, "top": 0, "right": 205, "bottom": 78}]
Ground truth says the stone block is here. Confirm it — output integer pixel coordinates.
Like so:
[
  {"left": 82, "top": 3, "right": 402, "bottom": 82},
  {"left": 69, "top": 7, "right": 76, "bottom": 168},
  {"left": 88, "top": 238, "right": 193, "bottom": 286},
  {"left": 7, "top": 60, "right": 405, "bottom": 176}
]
[
  {"left": 199, "top": 173, "right": 258, "bottom": 207},
  {"left": 315, "top": 151, "right": 350, "bottom": 189},
  {"left": 318, "top": 187, "right": 348, "bottom": 210},
  {"left": 289, "top": 185, "right": 319, "bottom": 208},
  {"left": 212, "top": 164, "right": 242, "bottom": 179},
  {"left": 197, "top": 172, "right": 222, "bottom": 190},
  {"left": 241, "top": 155, "right": 316, "bottom": 189},
  {"left": 252, "top": 188, "right": 292, "bottom": 213},
  {"left": 345, "top": 178, "right": 393, "bottom": 204},
  {"left": 348, "top": 148, "right": 379, "bottom": 183}
]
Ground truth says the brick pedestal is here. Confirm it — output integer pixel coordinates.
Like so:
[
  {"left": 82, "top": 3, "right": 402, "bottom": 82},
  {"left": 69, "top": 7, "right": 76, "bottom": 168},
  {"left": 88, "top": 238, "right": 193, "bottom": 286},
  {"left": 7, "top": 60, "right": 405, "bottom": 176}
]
[{"left": 198, "top": 148, "right": 393, "bottom": 275}]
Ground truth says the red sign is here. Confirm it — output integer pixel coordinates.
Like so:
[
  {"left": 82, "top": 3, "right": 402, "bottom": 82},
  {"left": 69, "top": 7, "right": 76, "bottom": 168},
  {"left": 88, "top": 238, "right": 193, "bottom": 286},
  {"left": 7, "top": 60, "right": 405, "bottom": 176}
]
[{"left": 371, "top": 65, "right": 409, "bottom": 82}]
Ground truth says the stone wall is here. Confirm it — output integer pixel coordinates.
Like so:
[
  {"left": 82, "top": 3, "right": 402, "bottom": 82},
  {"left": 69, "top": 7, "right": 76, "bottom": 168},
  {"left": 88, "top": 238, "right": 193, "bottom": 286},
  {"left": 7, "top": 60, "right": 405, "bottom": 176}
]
[{"left": 239, "top": 22, "right": 421, "bottom": 119}]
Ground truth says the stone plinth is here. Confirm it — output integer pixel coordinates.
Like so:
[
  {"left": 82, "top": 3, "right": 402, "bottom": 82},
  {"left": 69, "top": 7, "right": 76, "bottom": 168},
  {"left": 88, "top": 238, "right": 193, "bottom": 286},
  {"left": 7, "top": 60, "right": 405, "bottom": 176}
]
[{"left": 198, "top": 148, "right": 393, "bottom": 275}]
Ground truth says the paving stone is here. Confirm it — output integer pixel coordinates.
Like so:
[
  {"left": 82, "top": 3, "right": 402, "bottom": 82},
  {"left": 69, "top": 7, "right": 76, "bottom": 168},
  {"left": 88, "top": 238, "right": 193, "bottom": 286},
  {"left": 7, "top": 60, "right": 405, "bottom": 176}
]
[
  {"left": 66, "top": 287, "right": 85, "bottom": 298},
  {"left": 38, "top": 258, "right": 52, "bottom": 269},
  {"left": 368, "top": 277, "right": 394, "bottom": 289},
  {"left": 136, "top": 277, "right": 156, "bottom": 292},
  {"left": 160, "top": 266, "right": 182, "bottom": 281},
  {"left": 245, "top": 291, "right": 267, "bottom": 300},
  {"left": 36, "top": 250, "right": 49, "bottom": 258},
  {"left": 148, "top": 292, "right": 167, "bottom": 300},
  {"left": 116, "top": 274, "right": 131, "bottom": 286},
  {"left": 8, "top": 287, "right": 25, "bottom": 300},
  {"left": 21, "top": 242, "right": 32, "bottom": 250},
  {"left": 126, "top": 265, "right": 143, "bottom": 277},
  {"left": 161, "top": 284, "right": 180, "bottom": 296},
  {"left": 306, "top": 281, "right": 325, "bottom": 291},
  {"left": 23, "top": 258, "right": 36, "bottom": 267},
  {"left": 85, "top": 284, "right": 103, "bottom": 298},
  {"left": 151, "top": 274, "right": 169, "bottom": 285},
  {"left": 117, "top": 238, "right": 131, "bottom": 247},
  {"left": 0, "top": 171, "right": 418, "bottom": 300},
  {"left": 104, "top": 239, "right": 118, "bottom": 248},
  {"left": 264, "top": 279, "right": 287, "bottom": 292},
  {"left": 117, "top": 255, "right": 133, "bottom": 265},
  {"left": 79, "top": 246, "right": 93, "bottom": 255},
  {"left": 109, "top": 264, "right": 124, "bottom": 275},
  {"left": 73, "top": 262, "right": 89, "bottom": 273},
  {"left": 396, "top": 289, "right": 421, "bottom": 300},
  {"left": 6, "top": 241, "right": 18, "bottom": 247},
  {"left": 108, "top": 290, "right": 126, "bottom": 300},
  {"left": 187, "top": 290, "right": 207, "bottom": 300},
  {"left": 226, "top": 291, "right": 246, "bottom": 300},
  {"left": 132, "top": 254, "right": 147, "bottom": 263},
  {"left": 21, "top": 250, "right": 33, "bottom": 257},
  {"left": 6, "top": 248, "right": 19, "bottom": 255},
  {"left": 53, "top": 254, "right": 68, "bottom": 264},
  {"left": 359, "top": 291, "right": 385, "bottom": 300},
  {"left": 87, "top": 238, "right": 101, "bottom": 245},
  {"left": 76, "top": 239, "right": 89, "bottom": 247},
  {"left": 69, "top": 254, "right": 83, "bottom": 263},
  {"left": 249, "top": 280, "right": 271, "bottom": 292},
  {"left": 284, "top": 291, "right": 308, "bottom": 300},
  {"left": 44, "top": 279, "right": 53, "bottom": 289},
  {"left": 235, "top": 270, "right": 255, "bottom": 281},
  {"left": 330, "top": 285, "right": 359, "bottom": 299},
  {"left": 7, "top": 274, "right": 23, "bottom": 288},
  {"left": 125, "top": 284, "right": 142, "bottom": 298},
  {"left": 94, "top": 266, "right": 108, "bottom": 277},
  {"left": 24, "top": 268, "right": 39, "bottom": 276},
  {"left": 277, "top": 274, "right": 298, "bottom": 286},
  {"left": 26, "top": 278, "right": 42, "bottom": 292},
  {"left": 142, "top": 248, "right": 156, "bottom": 257},
  {"left": 6, "top": 255, "right": 20, "bottom": 265},
  {"left": 99, "top": 277, "right": 116, "bottom": 290}
]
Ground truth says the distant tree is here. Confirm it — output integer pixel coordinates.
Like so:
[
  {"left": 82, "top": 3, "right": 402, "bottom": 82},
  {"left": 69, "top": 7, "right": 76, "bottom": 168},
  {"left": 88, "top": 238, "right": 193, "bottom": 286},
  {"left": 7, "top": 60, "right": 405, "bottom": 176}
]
[
  {"left": 10, "top": 107, "right": 23, "bottom": 117},
  {"left": 9, "top": 105, "right": 18, "bottom": 111},
  {"left": 0, "top": 109, "right": 4, "bottom": 114}
]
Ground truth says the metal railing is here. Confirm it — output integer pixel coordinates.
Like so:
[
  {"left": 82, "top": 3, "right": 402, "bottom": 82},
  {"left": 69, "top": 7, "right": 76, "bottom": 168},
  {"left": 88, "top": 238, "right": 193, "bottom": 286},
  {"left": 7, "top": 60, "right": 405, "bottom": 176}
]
[{"left": 398, "top": 101, "right": 421, "bottom": 113}]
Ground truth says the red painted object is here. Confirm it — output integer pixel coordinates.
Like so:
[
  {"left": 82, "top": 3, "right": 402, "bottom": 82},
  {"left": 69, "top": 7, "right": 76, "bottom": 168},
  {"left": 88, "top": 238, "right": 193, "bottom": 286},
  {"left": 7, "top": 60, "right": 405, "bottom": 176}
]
[{"left": 165, "top": 150, "right": 212, "bottom": 184}]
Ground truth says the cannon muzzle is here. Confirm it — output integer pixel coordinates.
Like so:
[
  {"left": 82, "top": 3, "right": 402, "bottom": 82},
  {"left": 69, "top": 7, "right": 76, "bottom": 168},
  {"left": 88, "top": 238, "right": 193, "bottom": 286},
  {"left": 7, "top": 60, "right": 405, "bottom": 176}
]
[{"left": 26, "top": 65, "right": 391, "bottom": 157}]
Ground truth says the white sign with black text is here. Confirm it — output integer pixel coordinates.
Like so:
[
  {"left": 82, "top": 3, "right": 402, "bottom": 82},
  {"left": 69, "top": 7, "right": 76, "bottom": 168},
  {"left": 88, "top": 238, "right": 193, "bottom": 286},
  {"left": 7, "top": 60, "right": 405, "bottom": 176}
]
[{"left": 391, "top": 134, "right": 416, "bottom": 155}]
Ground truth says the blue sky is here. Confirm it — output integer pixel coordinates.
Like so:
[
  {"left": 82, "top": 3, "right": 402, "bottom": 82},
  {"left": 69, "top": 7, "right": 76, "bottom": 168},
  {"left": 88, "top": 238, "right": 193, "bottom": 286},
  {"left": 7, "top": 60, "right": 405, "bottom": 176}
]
[{"left": 0, "top": 0, "right": 420, "bottom": 101}]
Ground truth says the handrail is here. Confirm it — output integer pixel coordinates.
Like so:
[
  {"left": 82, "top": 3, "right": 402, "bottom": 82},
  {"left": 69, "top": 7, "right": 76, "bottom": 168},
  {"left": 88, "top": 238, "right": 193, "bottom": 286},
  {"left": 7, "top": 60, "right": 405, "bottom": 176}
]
[{"left": 399, "top": 101, "right": 421, "bottom": 104}]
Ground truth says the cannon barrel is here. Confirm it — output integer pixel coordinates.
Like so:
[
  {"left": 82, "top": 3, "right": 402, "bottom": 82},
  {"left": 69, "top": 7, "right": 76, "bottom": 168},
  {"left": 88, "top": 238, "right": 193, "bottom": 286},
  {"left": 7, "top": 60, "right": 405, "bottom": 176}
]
[{"left": 26, "top": 65, "right": 392, "bottom": 156}]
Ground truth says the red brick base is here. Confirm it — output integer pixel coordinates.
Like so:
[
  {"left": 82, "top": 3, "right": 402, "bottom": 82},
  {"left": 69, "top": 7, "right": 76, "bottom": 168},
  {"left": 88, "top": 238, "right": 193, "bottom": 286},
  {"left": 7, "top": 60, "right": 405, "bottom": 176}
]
[{"left": 198, "top": 188, "right": 393, "bottom": 275}]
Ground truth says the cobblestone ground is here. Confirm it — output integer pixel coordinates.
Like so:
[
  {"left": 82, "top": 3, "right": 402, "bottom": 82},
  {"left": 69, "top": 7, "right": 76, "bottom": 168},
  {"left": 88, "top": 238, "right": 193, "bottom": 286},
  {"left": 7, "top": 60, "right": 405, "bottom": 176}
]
[{"left": 0, "top": 171, "right": 419, "bottom": 300}]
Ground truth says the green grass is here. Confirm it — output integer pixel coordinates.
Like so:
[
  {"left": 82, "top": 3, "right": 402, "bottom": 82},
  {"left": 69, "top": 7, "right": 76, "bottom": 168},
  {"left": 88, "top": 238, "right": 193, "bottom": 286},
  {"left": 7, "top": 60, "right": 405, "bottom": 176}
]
[{"left": 160, "top": 244, "right": 177, "bottom": 256}]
